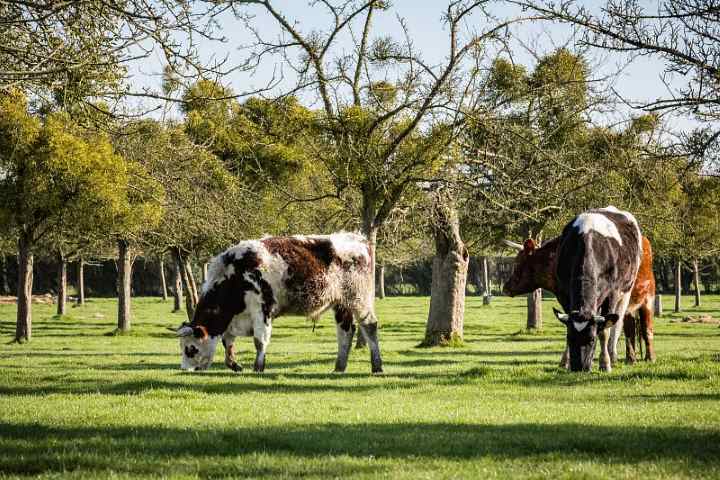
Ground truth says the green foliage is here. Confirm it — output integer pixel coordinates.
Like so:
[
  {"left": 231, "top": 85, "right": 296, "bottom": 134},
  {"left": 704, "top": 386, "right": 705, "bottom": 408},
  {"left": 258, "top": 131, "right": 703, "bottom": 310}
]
[{"left": 0, "top": 90, "right": 132, "bottom": 247}]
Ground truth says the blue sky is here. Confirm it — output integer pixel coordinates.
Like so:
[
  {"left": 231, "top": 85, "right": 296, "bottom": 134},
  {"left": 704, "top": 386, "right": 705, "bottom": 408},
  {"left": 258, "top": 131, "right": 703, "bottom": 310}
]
[{"left": 130, "top": 1, "right": 693, "bottom": 132}]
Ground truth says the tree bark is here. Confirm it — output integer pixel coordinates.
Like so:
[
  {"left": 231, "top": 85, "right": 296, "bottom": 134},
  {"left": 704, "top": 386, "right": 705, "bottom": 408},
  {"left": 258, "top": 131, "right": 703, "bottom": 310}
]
[
  {"left": 654, "top": 294, "right": 663, "bottom": 317},
  {"left": 159, "top": 258, "right": 168, "bottom": 301},
  {"left": 76, "top": 257, "right": 85, "bottom": 306},
  {"left": 172, "top": 248, "right": 198, "bottom": 321},
  {"left": 674, "top": 257, "right": 682, "bottom": 313},
  {"left": 173, "top": 260, "right": 183, "bottom": 312},
  {"left": 527, "top": 288, "right": 542, "bottom": 330},
  {"left": 117, "top": 239, "right": 132, "bottom": 332},
  {"left": 377, "top": 264, "right": 385, "bottom": 299},
  {"left": 186, "top": 260, "right": 199, "bottom": 304},
  {"left": 15, "top": 234, "right": 33, "bottom": 342},
  {"left": 423, "top": 199, "right": 469, "bottom": 347},
  {"left": 0, "top": 256, "right": 9, "bottom": 295},
  {"left": 693, "top": 258, "right": 701, "bottom": 307},
  {"left": 482, "top": 256, "right": 491, "bottom": 305},
  {"left": 56, "top": 251, "right": 67, "bottom": 316}
]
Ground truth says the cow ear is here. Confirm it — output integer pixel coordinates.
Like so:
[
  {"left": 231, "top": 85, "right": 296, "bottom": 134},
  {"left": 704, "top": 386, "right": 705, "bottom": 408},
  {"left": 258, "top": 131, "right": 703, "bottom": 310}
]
[
  {"left": 553, "top": 307, "right": 569, "bottom": 325},
  {"left": 523, "top": 239, "right": 536, "bottom": 253},
  {"left": 193, "top": 325, "right": 209, "bottom": 340}
]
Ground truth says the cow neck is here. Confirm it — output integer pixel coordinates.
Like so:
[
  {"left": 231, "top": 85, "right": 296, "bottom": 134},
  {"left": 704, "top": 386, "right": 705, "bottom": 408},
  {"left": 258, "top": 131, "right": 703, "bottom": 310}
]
[{"left": 533, "top": 237, "right": 561, "bottom": 295}]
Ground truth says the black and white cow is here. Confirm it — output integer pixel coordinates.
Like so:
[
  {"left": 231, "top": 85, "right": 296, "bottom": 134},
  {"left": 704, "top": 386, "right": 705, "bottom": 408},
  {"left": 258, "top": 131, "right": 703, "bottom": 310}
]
[
  {"left": 552, "top": 206, "right": 643, "bottom": 372},
  {"left": 175, "top": 232, "right": 383, "bottom": 374}
]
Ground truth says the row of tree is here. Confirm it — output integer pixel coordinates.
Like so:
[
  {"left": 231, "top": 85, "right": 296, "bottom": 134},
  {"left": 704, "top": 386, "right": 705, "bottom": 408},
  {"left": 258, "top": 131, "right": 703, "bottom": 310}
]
[{"left": 1, "top": 0, "right": 718, "bottom": 346}]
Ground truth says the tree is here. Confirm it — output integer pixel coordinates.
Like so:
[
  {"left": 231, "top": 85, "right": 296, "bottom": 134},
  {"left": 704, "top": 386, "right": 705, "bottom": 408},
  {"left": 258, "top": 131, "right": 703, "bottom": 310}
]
[
  {"left": 0, "top": 1, "right": 247, "bottom": 111},
  {"left": 230, "top": 0, "right": 543, "bottom": 298},
  {"left": 422, "top": 188, "right": 469, "bottom": 346},
  {"left": 513, "top": 0, "right": 720, "bottom": 162},
  {"left": 0, "top": 90, "right": 130, "bottom": 341},
  {"left": 120, "top": 120, "right": 242, "bottom": 320}
]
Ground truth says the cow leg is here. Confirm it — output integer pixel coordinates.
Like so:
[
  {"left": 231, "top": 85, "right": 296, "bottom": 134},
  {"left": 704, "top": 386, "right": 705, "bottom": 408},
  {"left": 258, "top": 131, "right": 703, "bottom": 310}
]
[
  {"left": 222, "top": 332, "right": 242, "bottom": 372},
  {"left": 357, "top": 311, "right": 383, "bottom": 374},
  {"left": 640, "top": 300, "right": 656, "bottom": 362},
  {"left": 623, "top": 313, "right": 637, "bottom": 365},
  {"left": 252, "top": 314, "right": 272, "bottom": 373},
  {"left": 334, "top": 306, "right": 355, "bottom": 373},
  {"left": 608, "top": 292, "right": 631, "bottom": 365},
  {"left": 599, "top": 325, "right": 612, "bottom": 372},
  {"left": 559, "top": 344, "right": 570, "bottom": 369}
]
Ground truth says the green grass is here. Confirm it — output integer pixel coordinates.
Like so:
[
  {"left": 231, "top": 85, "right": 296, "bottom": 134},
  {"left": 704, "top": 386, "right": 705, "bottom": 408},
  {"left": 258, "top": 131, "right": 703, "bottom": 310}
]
[{"left": 1, "top": 295, "right": 719, "bottom": 479}]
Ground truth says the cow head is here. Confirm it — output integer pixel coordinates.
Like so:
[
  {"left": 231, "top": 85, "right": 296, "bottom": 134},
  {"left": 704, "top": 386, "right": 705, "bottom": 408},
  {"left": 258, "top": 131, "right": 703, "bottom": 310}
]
[
  {"left": 503, "top": 239, "right": 539, "bottom": 296},
  {"left": 175, "top": 322, "right": 221, "bottom": 371},
  {"left": 554, "top": 308, "right": 619, "bottom": 371}
]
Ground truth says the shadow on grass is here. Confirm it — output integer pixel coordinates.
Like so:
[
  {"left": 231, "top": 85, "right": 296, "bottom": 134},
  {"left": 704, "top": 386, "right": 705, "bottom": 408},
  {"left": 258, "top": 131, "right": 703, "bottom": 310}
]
[{"left": 0, "top": 421, "right": 717, "bottom": 477}]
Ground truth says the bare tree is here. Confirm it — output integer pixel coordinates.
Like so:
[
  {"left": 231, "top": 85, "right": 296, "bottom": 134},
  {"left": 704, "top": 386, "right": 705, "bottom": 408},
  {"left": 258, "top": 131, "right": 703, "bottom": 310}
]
[
  {"left": 512, "top": 0, "right": 720, "bottom": 160},
  {"left": 228, "top": 0, "right": 543, "bottom": 307}
]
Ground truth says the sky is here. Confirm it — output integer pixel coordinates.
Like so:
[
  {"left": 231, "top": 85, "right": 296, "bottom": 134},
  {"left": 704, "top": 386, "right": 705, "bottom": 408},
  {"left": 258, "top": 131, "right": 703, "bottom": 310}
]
[{"left": 129, "top": 1, "right": 695, "bottom": 133}]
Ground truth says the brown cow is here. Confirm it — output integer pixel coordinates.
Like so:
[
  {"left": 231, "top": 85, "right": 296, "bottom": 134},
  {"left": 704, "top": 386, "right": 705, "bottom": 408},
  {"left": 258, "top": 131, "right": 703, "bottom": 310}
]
[{"left": 503, "top": 235, "right": 656, "bottom": 365}]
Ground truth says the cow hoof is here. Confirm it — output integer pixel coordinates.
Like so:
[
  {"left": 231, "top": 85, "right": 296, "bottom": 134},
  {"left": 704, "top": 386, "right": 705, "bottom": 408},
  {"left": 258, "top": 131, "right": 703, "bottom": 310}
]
[
  {"left": 600, "top": 364, "right": 612, "bottom": 373},
  {"left": 625, "top": 356, "right": 636, "bottom": 365},
  {"left": 372, "top": 368, "right": 384, "bottom": 375},
  {"left": 228, "top": 362, "right": 242, "bottom": 373}
]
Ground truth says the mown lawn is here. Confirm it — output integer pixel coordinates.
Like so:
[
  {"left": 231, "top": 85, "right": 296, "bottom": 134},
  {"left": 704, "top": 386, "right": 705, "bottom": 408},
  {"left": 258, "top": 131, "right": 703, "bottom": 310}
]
[{"left": 0, "top": 294, "right": 719, "bottom": 479}]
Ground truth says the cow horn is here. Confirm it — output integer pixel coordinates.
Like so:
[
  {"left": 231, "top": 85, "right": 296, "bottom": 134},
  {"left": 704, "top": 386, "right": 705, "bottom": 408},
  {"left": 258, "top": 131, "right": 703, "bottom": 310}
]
[
  {"left": 553, "top": 307, "right": 569, "bottom": 322},
  {"left": 176, "top": 326, "right": 194, "bottom": 337},
  {"left": 502, "top": 239, "right": 523, "bottom": 251},
  {"left": 593, "top": 315, "right": 606, "bottom": 322}
]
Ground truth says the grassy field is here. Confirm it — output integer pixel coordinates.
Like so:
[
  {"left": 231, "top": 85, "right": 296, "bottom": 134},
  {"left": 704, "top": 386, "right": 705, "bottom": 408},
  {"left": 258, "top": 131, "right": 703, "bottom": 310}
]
[{"left": 0, "top": 294, "right": 719, "bottom": 479}]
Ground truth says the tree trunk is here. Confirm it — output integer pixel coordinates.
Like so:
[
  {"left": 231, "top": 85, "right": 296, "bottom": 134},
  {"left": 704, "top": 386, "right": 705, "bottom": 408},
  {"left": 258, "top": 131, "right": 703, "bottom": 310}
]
[
  {"left": 654, "top": 294, "right": 662, "bottom": 317},
  {"left": 0, "top": 256, "right": 9, "bottom": 295},
  {"left": 377, "top": 264, "right": 385, "bottom": 299},
  {"left": 76, "top": 257, "right": 85, "bottom": 306},
  {"left": 186, "top": 260, "right": 199, "bottom": 304},
  {"left": 356, "top": 210, "right": 378, "bottom": 349},
  {"left": 159, "top": 258, "right": 168, "bottom": 301},
  {"left": 674, "top": 257, "right": 682, "bottom": 313},
  {"left": 693, "top": 258, "right": 701, "bottom": 307},
  {"left": 423, "top": 199, "right": 469, "bottom": 347},
  {"left": 527, "top": 288, "right": 542, "bottom": 330},
  {"left": 56, "top": 251, "right": 67, "bottom": 316},
  {"left": 117, "top": 239, "right": 132, "bottom": 332},
  {"left": 172, "top": 248, "right": 198, "bottom": 321},
  {"left": 482, "top": 256, "right": 491, "bottom": 305},
  {"left": 15, "top": 234, "right": 33, "bottom": 342},
  {"left": 173, "top": 261, "right": 183, "bottom": 313}
]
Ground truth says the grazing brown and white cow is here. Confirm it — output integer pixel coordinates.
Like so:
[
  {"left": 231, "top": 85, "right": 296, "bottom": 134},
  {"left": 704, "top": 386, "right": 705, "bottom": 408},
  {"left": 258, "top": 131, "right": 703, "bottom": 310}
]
[
  {"left": 503, "top": 235, "right": 656, "bottom": 366},
  {"left": 174, "top": 232, "right": 383, "bottom": 374},
  {"left": 503, "top": 207, "right": 645, "bottom": 371}
]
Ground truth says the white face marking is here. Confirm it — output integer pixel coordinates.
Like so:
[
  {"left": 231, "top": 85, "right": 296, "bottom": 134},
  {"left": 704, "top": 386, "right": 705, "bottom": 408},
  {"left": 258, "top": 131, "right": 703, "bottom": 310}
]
[
  {"left": 573, "top": 321, "right": 589, "bottom": 332},
  {"left": 180, "top": 335, "right": 220, "bottom": 371},
  {"left": 572, "top": 213, "right": 623, "bottom": 244}
]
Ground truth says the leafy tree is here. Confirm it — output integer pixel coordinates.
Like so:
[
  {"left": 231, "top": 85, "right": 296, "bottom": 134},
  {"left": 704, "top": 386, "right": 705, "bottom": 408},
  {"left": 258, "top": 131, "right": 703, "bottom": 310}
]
[{"left": 0, "top": 90, "right": 130, "bottom": 341}]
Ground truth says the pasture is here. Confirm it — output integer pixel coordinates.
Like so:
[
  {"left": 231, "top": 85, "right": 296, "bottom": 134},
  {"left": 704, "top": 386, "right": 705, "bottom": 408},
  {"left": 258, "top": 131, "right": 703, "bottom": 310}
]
[{"left": 1, "top": 295, "right": 719, "bottom": 479}]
